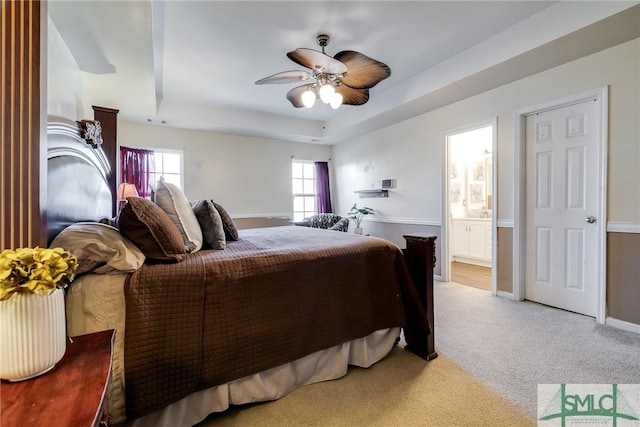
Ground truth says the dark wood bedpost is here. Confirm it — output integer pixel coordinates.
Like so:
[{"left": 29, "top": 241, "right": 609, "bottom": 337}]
[
  {"left": 92, "top": 106, "right": 119, "bottom": 217},
  {"left": 403, "top": 233, "right": 438, "bottom": 360}
]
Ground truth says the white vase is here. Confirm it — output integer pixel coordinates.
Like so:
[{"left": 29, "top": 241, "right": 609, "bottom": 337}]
[
  {"left": 0, "top": 288, "right": 66, "bottom": 381},
  {"left": 354, "top": 227, "right": 363, "bottom": 235}
]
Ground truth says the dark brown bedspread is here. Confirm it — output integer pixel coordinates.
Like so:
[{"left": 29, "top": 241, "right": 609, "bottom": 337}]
[{"left": 124, "top": 226, "right": 428, "bottom": 419}]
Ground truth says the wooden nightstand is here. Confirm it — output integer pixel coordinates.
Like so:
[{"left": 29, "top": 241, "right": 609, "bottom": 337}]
[{"left": 1, "top": 329, "right": 115, "bottom": 427}]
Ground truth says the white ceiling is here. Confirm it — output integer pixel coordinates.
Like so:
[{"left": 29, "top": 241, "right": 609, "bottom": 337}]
[{"left": 48, "top": 1, "right": 639, "bottom": 144}]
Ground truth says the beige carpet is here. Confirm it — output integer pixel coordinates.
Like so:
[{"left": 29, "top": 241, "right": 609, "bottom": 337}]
[{"left": 197, "top": 345, "right": 534, "bottom": 427}]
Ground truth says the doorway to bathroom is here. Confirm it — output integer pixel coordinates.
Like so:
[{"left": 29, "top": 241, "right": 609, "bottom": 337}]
[{"left": 443, "top": 122, "right": 496, "bottom": 292}]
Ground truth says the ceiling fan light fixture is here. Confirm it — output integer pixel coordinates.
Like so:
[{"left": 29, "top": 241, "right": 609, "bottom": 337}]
[
  {"left": 330, "top": 92, "right": 343, "bottom": 109},
  {"left": 319, "top": 83, "right": 335, "bottom": 104},
  {"left": 301, "top": 88, "right": 317, "bottom": 108},
  {"left": 257, "top": 33, "right": 390, "bottom": 110}
]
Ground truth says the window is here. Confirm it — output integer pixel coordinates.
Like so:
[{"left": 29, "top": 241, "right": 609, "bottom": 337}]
[
  {"left": 148, "top": 149, "right": 184, "bottom": 190},
  {"left": 292, "top": 160, "right": 316, "bottom": 221}
]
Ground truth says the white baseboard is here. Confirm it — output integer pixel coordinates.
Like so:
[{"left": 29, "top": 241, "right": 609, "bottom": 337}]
[
  {"left": 497, "top": 291, "right": 514, "bottom": 300},
  {"left": 605, "top": 317, "right": 640, "bottom": 334},
  {"left": 452, "top": 256, "right": 491, "bottom": 267},
  {"left": 434, "top": 275, "right": 444, "bottom": 282}
]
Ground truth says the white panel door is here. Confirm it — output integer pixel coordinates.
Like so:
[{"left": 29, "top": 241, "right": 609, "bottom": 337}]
[{"left": 525, "top": 99, "right": 600, "bottom": 316}]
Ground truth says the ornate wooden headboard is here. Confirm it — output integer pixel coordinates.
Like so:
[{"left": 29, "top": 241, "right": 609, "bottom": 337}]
[{"left": 46, "top": 116, "right": 113, "bottom": 243}]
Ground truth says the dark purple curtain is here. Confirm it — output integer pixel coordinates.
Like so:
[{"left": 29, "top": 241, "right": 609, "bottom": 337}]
[
  {"left": 314, "top": 161, "right": 332, "bottom": 214},
  {"left": 119, "top": 146, "right": 155, "bottom": 199}
]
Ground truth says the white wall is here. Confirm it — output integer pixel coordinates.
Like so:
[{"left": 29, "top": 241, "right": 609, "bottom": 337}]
[
  {"left": 47, "top": 17, "right": 84, "bottom": 120},
  {"left": 118, "top": 122, "right": 331, "bottom": 217},
  {"left": 332, "top": 38, "right": 640, "bottom": 224}
]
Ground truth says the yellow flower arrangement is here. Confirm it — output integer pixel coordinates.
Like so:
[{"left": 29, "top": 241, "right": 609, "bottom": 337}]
[{"left": 0, "top": 247, "right": 78, "bottom": 301}]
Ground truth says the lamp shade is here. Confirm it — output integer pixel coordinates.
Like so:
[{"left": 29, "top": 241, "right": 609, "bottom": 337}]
[{"left": 117, "top": 183, "right": 139, "bottom": 202}]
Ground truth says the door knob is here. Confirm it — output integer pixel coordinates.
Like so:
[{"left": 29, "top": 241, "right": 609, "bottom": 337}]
[{"left": 586, "top": 216, "right": 596, "bottom": 224}]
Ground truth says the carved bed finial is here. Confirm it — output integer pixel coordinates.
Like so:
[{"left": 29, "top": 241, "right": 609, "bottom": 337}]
[{"left": 77, "top": 119, "right": 104, "bottom": 148}]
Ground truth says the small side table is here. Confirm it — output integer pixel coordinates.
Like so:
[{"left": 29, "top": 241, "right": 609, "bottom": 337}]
[{"left": 1, "top": 329, "right": 116, "bottom": 427}]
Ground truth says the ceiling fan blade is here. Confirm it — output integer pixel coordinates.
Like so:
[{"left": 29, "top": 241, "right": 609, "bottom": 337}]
[
  {"left": 334, "top": 50, "right": 391, "bottom": 89},
  {"left": 336, "top": 85, "right": 369, "bottom": 106},
  {"left": 287, "top": 48, "right": 348, "bottom": 75},
  {"left": 286, "top": 84, "right": 315, "bottom": 108},
  {"left": 255, "top": 70, "right": 313, "bottom": 85}
]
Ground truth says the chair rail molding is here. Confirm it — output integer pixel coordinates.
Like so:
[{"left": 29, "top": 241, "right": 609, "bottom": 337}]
[
  {"left": 497, "top": 219, "right": 514, "bottom": 228},
  {"left": 232, "top": 213, "right": 292, "bottom": 219},
  {"left": 363, "top": 216, "right": 441, "bottom": 227},
  {"left": 607, "top": 221, "right": 640, "bottom": 233}
]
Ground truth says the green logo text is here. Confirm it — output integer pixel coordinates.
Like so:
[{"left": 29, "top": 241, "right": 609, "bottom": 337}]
[{"left": 540, "top": 384, "right": 639, "bottom": 427}]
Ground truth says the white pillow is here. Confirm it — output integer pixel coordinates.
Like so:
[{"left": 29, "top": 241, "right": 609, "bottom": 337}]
[
  {"left": 50, "top": 222, "right": 145, "bottom": 274},
  {"left": 154, "top": 177, "right": 203, "bottom": 252}
]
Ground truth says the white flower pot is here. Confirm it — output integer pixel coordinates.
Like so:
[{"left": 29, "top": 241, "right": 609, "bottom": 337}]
[
  {"left": 354, "top": 227, "right": 363, "bottom": 235},
  {"left": 0, "top": 288, "right": 66, "bottom": 381}
]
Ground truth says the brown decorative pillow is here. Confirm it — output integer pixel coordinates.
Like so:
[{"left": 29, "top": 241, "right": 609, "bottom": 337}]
[
  {"left": 212, "top": 201, "right": 239, "bottom": 241},
  {"left": 117, "top": 197, "right": 186, "bottom": 263},
  {"left": 191, "top": 200, "right": 226, "bottom": 250}
]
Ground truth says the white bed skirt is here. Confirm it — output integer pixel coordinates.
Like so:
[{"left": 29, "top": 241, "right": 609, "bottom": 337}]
[
  {"left": 123, "top": 327, "right": 400, "bottom": 427},
  {"left": 66, "top": 273, "right": 400, "bottom": 427}
]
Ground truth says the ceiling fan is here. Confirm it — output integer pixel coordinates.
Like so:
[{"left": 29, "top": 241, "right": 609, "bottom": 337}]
[{"left": 255, "top": 34, "right": 391, "bottom": 110}]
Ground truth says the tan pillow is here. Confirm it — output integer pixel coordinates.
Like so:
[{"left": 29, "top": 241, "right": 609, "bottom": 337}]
[
  {"left": 50, "top": 222, "right": 145, "bottom": 274},
  {"left": 212, "top": 201, "right": 239, "bottom": 241},
  {"left": 117, "top": 197, "right": 185, "bottom": 263},
  {"left": 155, "top": 177, "right": 203, "bottom": 252}
]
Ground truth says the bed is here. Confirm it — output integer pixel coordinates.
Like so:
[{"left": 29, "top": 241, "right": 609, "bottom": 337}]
[{"left": 46, "top": 117, "right": 434, "bottom": 427}]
